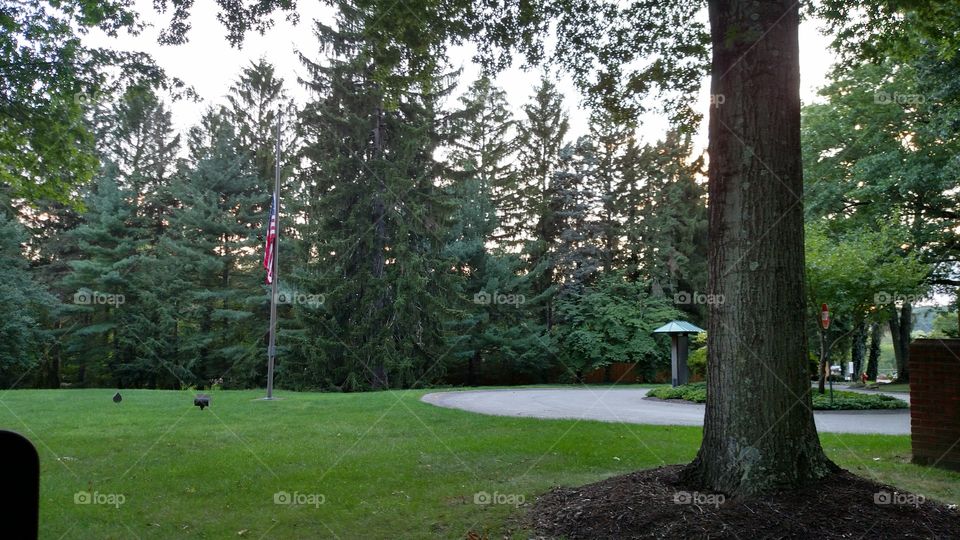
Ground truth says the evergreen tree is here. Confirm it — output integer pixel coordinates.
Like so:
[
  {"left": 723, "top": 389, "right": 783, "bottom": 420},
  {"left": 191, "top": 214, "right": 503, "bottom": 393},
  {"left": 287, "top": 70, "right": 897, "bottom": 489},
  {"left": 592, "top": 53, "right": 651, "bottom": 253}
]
[
  {"left": 631, "top": 130, "right": 707, "bottom": 321},
  {"left": 551, "top": 138, "right": 602, "bottom": 296},
  {"left": 104, "top": 85, "right": 180, "bottom": 241},
  {"left": 291, "top": 5, "right": 457, "bottom": 390},
  {"left": 62, "top": 172, "right": 140, "bottom": 386},
  {"left": 516, "top": 76, "right": 570, "bottom": 331},
  {"left": 227, "top": 59, "right": 299, "bottom": 185},
  {"left": 617, "top": 135, "right": 646, "bottom": 279},
  {"left": 449, "top": 76, "right": 520, "bottom": 250},
  {"left": 444, "top": 76, "right": 547, "bottom": 385},
  {"left": 164, "top": 108, "right": 265, "bottom": 387},
  {"left": 224, "top": 59, "right": 299, "bottom": 390},
  {"left": 62, "top": 86, "right": 184, "bottom": 388},
  {"left": 0, "top": 212, "right": 59, "bottom": 388}
]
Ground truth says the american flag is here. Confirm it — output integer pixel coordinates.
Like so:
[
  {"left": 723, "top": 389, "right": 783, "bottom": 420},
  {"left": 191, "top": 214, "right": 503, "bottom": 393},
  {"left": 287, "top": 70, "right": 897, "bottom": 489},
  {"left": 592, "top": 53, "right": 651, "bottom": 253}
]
[{"left": 263, "top": 193, "right": 278, "bottom": 284}]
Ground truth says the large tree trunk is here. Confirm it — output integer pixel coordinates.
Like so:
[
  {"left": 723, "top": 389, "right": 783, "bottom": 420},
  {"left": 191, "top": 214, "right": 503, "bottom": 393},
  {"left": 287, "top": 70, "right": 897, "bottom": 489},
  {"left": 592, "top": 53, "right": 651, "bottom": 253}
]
[
  {"left": 866, "top": 322, "right": 881, "bottom": 381},
  {"left": 817, "top": 327, "right": 831, "bottom": 395},
  {"left": 681, "top": 0, "right": 835, "bottom": 497},
  {"left": 370, "top": 103, "right": 389, "bottom": 389},
  {"left": 888, "top": 302, "right": 912, "bottom": 383},
  {"left": 851, "top": 320, "right": 867, "bottom": 380},
  {"left": 467, "top": 349, "right": 480, "bottom": 387}
]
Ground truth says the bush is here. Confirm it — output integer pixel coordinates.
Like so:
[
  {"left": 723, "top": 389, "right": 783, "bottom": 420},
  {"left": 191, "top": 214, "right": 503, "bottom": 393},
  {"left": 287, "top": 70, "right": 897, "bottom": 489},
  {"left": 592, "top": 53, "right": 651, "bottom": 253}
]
[
  {"left": 648, "top": 384, "right": 907, "bottom": 410},
  {"left": 648, "top": 382, "right": 707, "bottom": 403},
  {"left": 687, "top": 347, "right": 707, "bottom": 379},
  {"left": 812, "top": 390, "right": 907, "bottom": 410}
]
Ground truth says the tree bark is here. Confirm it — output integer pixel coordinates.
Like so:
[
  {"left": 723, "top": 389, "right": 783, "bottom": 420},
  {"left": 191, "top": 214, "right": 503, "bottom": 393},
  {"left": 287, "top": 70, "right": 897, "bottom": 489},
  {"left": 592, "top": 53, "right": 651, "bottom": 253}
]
[
  {"left": 888, "top": 302, "right": 912, "bottom": 383},
  {"left": 866, "top": 322, "right": 881, "bottom": 381},
  {"left": 817, "top": 327, "right": 830, "bottom": 394},
  {"left": 467, "top": 349, "right": 480, "bottom": 387},
  {"left": 370, "top": 103, "right": 388, "bottom": 389},
  {"left": 681, "top": 0, "right": 835, "bottom": 496},
  {"left": 851, "top": 320, "right": 866, "bottom": 379}
]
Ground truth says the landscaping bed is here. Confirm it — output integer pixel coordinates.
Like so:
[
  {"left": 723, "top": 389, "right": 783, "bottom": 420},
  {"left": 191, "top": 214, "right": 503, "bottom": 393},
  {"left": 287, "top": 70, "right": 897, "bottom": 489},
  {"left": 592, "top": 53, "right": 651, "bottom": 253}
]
[
  {"left": 647, "top": 382, "right": 908, "bottom": 410},
  {"left": 528, "top": 465, "right": 959, "bottom": 539}
]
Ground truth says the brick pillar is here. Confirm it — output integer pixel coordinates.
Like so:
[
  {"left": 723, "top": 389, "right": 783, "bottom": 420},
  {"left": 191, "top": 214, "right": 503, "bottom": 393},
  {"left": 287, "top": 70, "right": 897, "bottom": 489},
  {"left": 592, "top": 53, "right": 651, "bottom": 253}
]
[{"left": 910, "top": 339, "right": 960, "bottom": 470}]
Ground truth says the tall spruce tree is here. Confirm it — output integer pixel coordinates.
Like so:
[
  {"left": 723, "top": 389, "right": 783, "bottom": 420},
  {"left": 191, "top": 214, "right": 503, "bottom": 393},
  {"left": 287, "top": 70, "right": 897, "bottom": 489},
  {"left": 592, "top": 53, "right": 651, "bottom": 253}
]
[
  {"left": 164, "top": 108, "right": 265, "bottom": 387},
  {"left": 444, "top": 76, "right": 548, "bottom": 384},
  {"left": 631, "top": 130, "right": 707, "bottom": 321},
  {"left": 516, "top": 76, "right": 570, "bottom": 332},
  {"left": 224, "top": 60, "right": 299, "bottom": 389},
  {"left": 449, "top": 76, "right": 520, "bottom": 247},
  {"left": 588, "top": 113, "right": 633, "bottom": 275},
  {"left": 62, "top": 172, "right": 141, "bottom": 386},
  {"left": 551, "top": 138, "right": 602, "bottom": 296},
  {"left": 63, "top": 86, "right": 184, "bottom": 388},
  {"left": 292, "top": 4, "right": 457, "bottom": 390}
]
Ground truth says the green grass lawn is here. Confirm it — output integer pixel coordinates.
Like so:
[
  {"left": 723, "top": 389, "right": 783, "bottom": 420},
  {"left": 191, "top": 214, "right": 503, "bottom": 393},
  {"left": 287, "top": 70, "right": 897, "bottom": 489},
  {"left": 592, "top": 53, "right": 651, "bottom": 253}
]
[
  {"left": 2, "top": 388, "right": 957, "bottom": 539},
  {"left": 874, "top": 383, "right": 910, "bottom": 393}
]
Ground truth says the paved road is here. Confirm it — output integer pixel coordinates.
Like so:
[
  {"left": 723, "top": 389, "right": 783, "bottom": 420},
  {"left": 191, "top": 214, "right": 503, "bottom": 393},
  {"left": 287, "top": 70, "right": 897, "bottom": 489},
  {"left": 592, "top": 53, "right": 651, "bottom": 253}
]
[{"left": 421, "top": 388, "right": 910, "bottom": 435}]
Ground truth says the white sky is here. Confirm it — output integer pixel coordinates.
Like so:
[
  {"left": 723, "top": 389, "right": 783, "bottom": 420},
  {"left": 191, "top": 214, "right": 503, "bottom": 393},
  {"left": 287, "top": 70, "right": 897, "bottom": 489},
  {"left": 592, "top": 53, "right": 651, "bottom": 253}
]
[{"left": 84, "top": 1, "right": 838, "bottom": 149}]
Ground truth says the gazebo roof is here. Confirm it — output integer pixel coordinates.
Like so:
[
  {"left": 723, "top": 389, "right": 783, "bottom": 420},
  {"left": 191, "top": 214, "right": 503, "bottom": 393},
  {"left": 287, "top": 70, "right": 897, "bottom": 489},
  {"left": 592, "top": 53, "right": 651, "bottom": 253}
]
[{"left": 652, "top": 320, "right": 705, "bottom": 334}]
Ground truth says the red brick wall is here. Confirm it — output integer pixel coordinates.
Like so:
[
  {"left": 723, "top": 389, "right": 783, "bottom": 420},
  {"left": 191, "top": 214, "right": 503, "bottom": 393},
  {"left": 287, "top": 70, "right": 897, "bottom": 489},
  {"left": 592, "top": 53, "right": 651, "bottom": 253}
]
[
  {"left": 910, "top": 339, "right": 960, "bottom": 471},
  {"left": 582, "top": 363, "right": 640, "bottom": 384},
  {"left": 581, "top": 364, "right": 677, "bottom": 384}
]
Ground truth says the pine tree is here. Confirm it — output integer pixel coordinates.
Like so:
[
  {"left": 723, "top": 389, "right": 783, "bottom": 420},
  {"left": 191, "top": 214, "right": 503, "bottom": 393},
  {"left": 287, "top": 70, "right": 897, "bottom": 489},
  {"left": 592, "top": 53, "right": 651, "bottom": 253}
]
[
  {"left": 551, "top": 138, "right": 602, "bottom": 296},
  {"left": 226, "top": 59, "right": 298, "bottom": 185},
  {"left": 164, "top": 108, "right": 265, "bottom": 387},
  {"left": 62, "top": 86, "right": 184, "bottom": 388},
  {"left": 444, "top": 76, "right": 548, "bottom": 384},
  {"left": 0, "top": 212, "right": 59, "bottom": 388},
  {"left": 62, "top": 172, "right": 141, "bottom": 386},
  {"left": 103, "top": 85, "right": 180, "bottom": 242},
  {"left": 631, "top": 129, "right": 707, "bottom": 321},
  {"left": 449, "top": 76, "right": 520, "bottom": 249},
  {"left": 292, "top": 5, "right": 457, "bottom": 390},
  {"left": 586, "top": 111, "right": 633, "bottom": 274},
  {"left": 222, "top": 59, "right": 299, "bottom": 389},
  {"left": 516, "top": 76, "right": 570, "bottom": 331},
  {"left": 617, "top": 135, "right": 646, "bottom": 279}
]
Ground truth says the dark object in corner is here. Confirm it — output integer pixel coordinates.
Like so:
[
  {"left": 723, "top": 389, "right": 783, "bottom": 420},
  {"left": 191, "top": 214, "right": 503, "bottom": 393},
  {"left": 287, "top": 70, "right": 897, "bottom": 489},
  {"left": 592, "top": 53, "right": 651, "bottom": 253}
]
[
  {"left": 0, "top": 430, "right": 40, "bottom": 538},
  {"left": 113, "top": 392, "right": 122, "bottom": 403},
  {"left": 194, "top": 395, "right": 210, "bottom": 410}
]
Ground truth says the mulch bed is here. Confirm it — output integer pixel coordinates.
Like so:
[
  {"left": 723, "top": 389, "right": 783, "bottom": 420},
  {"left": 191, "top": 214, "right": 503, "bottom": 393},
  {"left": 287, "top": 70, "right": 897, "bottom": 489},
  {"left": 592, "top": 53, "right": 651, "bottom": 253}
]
[{"left": 527, "top": 465, "right": 959, "bottom": 539}]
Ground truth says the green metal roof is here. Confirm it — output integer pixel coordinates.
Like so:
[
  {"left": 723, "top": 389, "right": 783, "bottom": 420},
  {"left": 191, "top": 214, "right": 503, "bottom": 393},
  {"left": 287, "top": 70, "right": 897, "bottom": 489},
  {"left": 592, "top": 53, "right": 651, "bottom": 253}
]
[{"left": 652, "top": 320, "right": 705, "bottom": 334}]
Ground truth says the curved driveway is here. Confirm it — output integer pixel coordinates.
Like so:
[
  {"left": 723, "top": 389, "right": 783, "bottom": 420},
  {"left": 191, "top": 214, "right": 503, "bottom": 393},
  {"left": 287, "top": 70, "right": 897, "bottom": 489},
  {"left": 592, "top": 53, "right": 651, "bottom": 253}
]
[{"left": 421, "top": 388, "right": 910, "bottom": 435}]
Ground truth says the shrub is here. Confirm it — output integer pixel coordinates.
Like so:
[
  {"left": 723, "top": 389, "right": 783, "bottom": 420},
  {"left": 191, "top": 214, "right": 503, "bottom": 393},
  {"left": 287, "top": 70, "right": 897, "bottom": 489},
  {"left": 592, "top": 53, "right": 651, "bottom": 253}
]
[
  {"left": 648, "top": 382, "right": 707, "bottom": 403},
  {"left": 812, "top": 390, "right": 907, "bottom": 410},
  {"left": 648, "top": 384, "right": 907, "bottom": 410},
  {"left": 687, "top": 347, "right": 707, "bottom": 379}
]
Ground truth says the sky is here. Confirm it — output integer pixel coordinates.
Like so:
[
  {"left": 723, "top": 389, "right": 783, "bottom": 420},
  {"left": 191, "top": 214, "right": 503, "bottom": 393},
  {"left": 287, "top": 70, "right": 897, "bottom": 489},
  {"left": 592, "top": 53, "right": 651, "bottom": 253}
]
[{"left": 84, "top": 1, "right": 839, "bottom": 148}]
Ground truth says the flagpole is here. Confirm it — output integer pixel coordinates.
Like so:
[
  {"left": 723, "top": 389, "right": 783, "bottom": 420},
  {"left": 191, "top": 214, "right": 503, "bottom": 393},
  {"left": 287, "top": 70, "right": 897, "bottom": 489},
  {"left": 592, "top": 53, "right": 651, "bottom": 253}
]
[{"left": 266, "top": 110, "right": 281, "bottom": 400}]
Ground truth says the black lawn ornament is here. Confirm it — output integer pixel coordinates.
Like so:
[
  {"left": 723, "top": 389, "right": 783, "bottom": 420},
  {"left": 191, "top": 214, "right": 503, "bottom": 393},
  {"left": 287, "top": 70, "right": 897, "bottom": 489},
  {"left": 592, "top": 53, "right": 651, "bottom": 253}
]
[{"left": 194, "top": 395, "right": 210, "bottom": 410}]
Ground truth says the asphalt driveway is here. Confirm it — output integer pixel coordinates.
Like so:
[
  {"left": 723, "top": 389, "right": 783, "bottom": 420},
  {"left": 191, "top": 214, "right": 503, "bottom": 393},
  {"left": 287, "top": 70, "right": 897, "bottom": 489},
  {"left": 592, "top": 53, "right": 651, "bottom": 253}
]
[{"left": 421, "top": 387, "right": 910, "bottom": 435}]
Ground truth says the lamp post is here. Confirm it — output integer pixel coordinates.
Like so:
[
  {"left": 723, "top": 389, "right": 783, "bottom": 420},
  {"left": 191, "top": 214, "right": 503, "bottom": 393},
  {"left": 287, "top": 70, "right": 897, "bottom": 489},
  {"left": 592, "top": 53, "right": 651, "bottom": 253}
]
[{"left": 653, "top": 320, "right": 706, "bottom": 387}]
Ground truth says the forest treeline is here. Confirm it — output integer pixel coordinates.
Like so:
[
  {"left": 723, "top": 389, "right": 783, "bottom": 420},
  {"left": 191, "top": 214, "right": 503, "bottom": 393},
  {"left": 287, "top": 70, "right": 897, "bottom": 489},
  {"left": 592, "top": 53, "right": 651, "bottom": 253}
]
[
  {"left": 4, "top": 4, "right": 958, "bottom": 392},
  {"left": 3, "top": 50, "right": 708, "bottom": 390}
]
